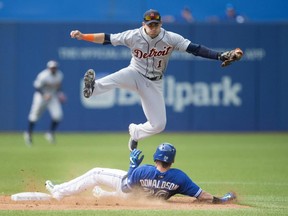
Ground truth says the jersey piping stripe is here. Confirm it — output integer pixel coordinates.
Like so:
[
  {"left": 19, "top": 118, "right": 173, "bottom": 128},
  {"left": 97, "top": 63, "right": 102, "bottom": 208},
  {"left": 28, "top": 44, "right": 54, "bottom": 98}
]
[
  {"left": 153, "top": 30, "right": 166, "bottom": 77},
  {"left": 139, "top": 27, "right": 150, "bottom": 77}
]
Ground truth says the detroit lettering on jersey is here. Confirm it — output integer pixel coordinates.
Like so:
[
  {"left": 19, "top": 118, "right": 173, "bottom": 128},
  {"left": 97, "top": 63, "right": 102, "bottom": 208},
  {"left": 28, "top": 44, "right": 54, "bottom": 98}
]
[
  {"left": 110, "top": 27, "right": 190, "bottom": 77},
  {"left": 127, "top": 165, "right": 202, "bottom": 200},
  {"left": 133, "top": 46, "right": 172, "bottom": 59}
]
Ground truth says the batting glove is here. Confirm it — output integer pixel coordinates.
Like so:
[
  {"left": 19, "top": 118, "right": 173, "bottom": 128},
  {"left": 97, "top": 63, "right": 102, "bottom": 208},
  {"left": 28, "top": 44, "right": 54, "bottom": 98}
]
[{"left": 129, "top": 149, "right": 144, "bottom": 168}]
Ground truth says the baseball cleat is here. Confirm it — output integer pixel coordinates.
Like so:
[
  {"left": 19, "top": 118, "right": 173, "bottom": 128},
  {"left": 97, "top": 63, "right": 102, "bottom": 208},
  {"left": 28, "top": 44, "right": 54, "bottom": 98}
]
[
  {"left": 45, "top": 180, "right": 55, "bottom": 193},
  {"left": 128, "top": 137, "right": 138, "bottom": 151},
  {"left": 221, "top": 192, "right": 237, "bottom": 203},
  {"left": 83, "top": 69, "right": 96, "bottom": 98},
  {"left": 45, "top": 180, "right": 62, "bottom": 200},
  {"left": 23, "top": 132, "right": 32, "bottom": 147},
  {"left": 92, "top": 186, "right": 104, "bottom": 198},
  {"left": 45, "top": 132, "right": 55, "bottom": 144}
]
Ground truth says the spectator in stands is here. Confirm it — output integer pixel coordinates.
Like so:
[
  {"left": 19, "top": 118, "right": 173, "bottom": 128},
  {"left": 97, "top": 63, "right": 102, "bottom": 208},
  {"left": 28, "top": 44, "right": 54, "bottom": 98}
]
[
  {"left": 178, "top": 7, "right": 195, "bottom": 23},
  {"left": 162, "top": 7, "right": 195, "bottom": 24},
  {"left": 222, "top": 3, "right": 246, "bottom": 23},
  {"left": 205, "top": 3, "right": 247, "bottom": 23}
]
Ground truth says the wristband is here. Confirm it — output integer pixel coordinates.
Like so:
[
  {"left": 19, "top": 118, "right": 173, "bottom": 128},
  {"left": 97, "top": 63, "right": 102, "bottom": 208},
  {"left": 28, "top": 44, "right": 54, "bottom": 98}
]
[{"left": 82, "top": 34, "right": 95, "bottom": 42}]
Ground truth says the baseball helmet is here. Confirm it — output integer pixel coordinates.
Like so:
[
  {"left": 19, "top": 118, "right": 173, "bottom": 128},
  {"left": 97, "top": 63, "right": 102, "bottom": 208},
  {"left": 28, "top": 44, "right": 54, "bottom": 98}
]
[{"left": 153, "top": 143, "right": 176, "bottom": 163}]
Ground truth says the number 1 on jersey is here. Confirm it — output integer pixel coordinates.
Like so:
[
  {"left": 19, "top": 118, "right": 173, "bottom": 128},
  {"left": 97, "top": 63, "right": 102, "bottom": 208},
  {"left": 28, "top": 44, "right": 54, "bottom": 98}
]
[{"left": 157, "top": 60, "right": 162, "bottom": 68}]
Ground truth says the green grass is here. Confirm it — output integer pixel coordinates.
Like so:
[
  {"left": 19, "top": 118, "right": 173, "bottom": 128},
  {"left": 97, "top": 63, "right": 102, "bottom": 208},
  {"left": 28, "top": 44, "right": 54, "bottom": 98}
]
[{"left": 0, "top": 132, "right": 288, "bottom": 215}]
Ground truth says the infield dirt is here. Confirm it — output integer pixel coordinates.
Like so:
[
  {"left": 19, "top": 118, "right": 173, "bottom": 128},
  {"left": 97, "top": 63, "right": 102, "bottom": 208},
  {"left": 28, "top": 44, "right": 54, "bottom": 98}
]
[{"left": 0, "top": 195, "right": 248, "bottom": 210}]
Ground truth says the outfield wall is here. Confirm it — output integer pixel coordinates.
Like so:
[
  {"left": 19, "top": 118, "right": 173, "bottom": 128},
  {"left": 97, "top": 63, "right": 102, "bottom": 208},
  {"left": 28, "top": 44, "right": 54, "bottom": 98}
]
[{"left": 0, "top": 22, "right": 287, "bottom": 132}]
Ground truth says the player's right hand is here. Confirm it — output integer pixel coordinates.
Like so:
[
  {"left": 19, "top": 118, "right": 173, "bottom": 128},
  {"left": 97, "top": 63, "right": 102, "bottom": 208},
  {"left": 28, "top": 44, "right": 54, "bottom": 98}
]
[
  {"left": 129, "top": 149, "right": 144, "bottom": 168},
  {"left": 70, "top": 30, "right": 83, "bottom": 40}
]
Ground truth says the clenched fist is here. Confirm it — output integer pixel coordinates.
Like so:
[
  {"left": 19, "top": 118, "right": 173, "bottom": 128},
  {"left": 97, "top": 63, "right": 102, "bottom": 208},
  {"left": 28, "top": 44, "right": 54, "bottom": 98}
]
[{"left": 70, "top": 30, "right": 83, "bottom": 40}]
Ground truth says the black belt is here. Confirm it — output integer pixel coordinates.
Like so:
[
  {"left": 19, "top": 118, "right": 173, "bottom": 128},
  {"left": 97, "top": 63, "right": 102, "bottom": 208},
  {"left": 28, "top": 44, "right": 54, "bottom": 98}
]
[{"left": 141, "top": 73, "right": 163, "bottom": 81}]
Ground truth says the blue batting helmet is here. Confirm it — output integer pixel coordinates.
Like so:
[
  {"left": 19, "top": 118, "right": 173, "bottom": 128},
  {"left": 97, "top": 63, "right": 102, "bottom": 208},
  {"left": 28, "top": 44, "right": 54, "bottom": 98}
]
[{"left": 153, "top": 143, "right": 176, "bottom": 163}]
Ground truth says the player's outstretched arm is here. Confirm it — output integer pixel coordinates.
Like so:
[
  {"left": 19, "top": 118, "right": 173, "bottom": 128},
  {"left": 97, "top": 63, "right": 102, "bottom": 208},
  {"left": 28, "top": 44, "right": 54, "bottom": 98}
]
[
  {"left": 121, "top": 149, "right": 144, "bottom": 193},
  {"left": 186, "top": 43, "right": 243, "bottom": 67},
  {"left": 197, "top": 190, "right": 214, "bottom": 203},
  {"left": 197, "top": 190, "right": 237, "bottom": 204},
  {"left": 70, "top": 30, "right": 105, "bottom": 44}
]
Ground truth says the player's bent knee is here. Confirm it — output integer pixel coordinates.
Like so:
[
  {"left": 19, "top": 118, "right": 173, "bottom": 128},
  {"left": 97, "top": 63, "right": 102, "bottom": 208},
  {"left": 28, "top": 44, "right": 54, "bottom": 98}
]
[
  {"left": 29, "top": 114, "right": 39, "bottom": 122},
  {"left": 153, "top": 121, "right": 166, "bottom": 133},
  {"left": 52, "top": 115, "right": 63, "bottom": 122}
]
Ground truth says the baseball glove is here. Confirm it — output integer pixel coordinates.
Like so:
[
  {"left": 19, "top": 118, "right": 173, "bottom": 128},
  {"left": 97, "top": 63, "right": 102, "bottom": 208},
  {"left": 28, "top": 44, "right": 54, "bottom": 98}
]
[{"left": 219, "top": 48, "right": 243, "bottom": 67}]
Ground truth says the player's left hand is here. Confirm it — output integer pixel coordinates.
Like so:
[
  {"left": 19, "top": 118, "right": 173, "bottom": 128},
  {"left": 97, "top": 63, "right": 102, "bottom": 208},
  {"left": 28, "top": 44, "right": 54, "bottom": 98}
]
[
  {"left": 129, "top": 149, "right": 144, "bottom": 168},
  {"left": 220, "top": 48, "right": 243, "bottom": 67}
]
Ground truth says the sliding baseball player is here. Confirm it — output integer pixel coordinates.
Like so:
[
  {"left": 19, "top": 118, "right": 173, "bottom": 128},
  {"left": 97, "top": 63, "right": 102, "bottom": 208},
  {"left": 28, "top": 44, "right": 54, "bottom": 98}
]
[{"left": 46, "top": 142, "right": 236, "bottom": 204}]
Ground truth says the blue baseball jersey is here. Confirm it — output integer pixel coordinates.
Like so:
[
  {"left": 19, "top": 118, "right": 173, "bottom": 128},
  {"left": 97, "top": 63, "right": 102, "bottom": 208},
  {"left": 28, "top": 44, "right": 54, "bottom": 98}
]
[{"left": 126, "top": 164, "right": 202, "bottom": 200}]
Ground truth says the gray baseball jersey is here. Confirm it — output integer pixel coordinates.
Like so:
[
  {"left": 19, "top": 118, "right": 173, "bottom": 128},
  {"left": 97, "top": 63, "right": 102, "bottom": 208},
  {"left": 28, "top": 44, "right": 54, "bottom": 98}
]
[
  {"left": 110, "top": 27, "right": 190, "bottom": 79},
  {"left": 34, "top": 68, "right": 63, "bottom": 95},
  {"left": 28, "top": 69, "right": 64, "bottom": 122}
]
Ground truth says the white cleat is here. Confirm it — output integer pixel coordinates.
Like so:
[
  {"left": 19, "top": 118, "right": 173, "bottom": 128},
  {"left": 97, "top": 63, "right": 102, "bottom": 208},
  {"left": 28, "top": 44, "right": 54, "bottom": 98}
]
[
  {"left": 45, "top": 180, "right": 55, "bottom": 194},
  {"left": 45, "top": 132, "right": 55, "bottom": 144},
  {"left": 45, "top": 180, "right": 62, "bottom": 200},
  {"left": 23, "top": 132, "right": 32, "bottom": 147}
]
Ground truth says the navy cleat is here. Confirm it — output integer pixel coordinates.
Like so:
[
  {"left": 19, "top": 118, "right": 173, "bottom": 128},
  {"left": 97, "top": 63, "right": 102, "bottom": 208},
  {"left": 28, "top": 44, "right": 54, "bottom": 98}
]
[{"left": 83, "top": 69, "right": 96, "bottom": 98}]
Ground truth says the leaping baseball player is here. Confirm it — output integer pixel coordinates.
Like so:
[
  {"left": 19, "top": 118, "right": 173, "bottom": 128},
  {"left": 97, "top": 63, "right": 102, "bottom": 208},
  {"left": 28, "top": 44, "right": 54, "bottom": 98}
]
[
  {"left": 46, "top": 142, "right": 236, "bottom": 204},
  {"left": 70, "top": 9, "right": 243, "bottom": 151}
]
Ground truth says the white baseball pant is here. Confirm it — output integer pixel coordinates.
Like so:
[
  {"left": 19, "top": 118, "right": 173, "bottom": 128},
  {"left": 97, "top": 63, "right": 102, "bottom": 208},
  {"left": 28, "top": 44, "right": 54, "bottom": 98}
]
[
  {"left": 51, "top": 168, "right": 128, "bottom": 199},
  {"left": 28, "top": 92, "right": 63, "bottom": 122}
]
